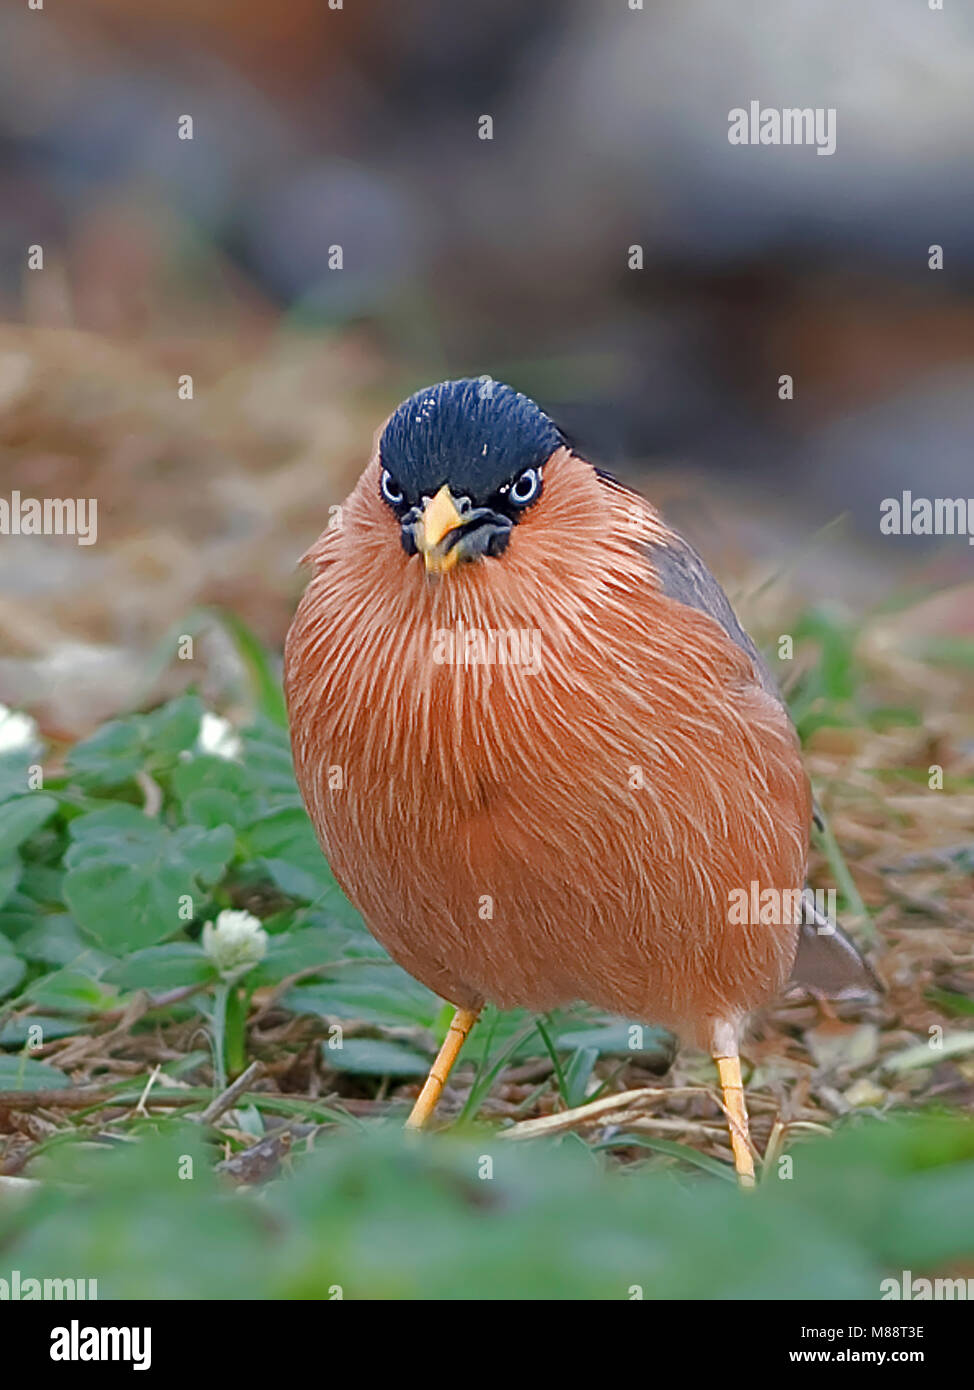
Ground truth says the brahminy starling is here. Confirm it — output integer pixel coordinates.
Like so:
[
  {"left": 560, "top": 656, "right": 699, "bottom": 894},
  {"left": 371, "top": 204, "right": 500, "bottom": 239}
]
[{"left": 284, "top": 378, "right": 875, "bottom": 1183}]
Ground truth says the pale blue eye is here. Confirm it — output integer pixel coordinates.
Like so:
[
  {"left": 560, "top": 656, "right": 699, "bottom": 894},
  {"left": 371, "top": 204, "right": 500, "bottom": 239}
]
[
  {"left": 380, "top": 469, "right": 405, "bottom": 507},
  {"left": 509, "top": 468, "right": 541, "bottom": 507}
]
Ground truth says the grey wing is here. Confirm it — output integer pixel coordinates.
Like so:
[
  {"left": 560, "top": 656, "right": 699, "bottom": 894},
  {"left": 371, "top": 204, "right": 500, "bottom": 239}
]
[
  {"left": 645, "top": 531, "right": 823, "bottom": 832},
  {"left": 644, "top": 528, "right": 877, "bottom": 996},
  {"left": 644, "top": 532, "right": 783, "bottom": 703}
]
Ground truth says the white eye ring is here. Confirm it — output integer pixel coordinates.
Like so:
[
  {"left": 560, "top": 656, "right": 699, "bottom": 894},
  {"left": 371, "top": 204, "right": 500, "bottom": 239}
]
[
  {"left": 508, "top": 467, "right": 541, "bottom": 507},
  {"left": 380, "top": 469, "right": 405, "bottom": 507}
]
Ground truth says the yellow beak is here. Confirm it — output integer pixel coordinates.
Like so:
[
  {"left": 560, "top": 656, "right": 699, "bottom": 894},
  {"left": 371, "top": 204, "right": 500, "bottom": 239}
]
[{"left": 417, "top": 485, "right": 464, "bottom": 574}]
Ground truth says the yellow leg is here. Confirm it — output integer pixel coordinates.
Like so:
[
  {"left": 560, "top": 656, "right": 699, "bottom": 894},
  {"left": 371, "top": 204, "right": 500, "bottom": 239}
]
[
  {"left": 715, "top": 1054, "right": 756, "bottom": 1188},
  {"left": 405, "top": 1006, "right": 480, "bottom": 1130}
]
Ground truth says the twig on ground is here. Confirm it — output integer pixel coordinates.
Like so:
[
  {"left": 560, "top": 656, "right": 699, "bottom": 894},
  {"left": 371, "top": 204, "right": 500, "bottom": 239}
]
[
  {"left": 197, "top": 1060, "right": 264, "bottom": 1126},
  {"left": 500, "top": 1086, "right": 712, "bottom": 1140},
  {"left": 134, "top": 1064, "right": 163, "bottom": 1116}
]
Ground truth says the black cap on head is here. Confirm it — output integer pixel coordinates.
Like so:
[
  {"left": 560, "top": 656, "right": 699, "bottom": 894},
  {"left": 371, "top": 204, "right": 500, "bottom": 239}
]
[{"left": 379, "top": 379, "right": 566, "bottom": 506}]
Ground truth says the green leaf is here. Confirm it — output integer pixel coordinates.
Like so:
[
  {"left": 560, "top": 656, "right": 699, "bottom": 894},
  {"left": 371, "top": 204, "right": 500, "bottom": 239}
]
[
  {"left": 15, "top": 862, "right": 65, "bottom": 909},
  {"left": 247, "top": 808, "right": 328, "bottom": 871},
  {"left": 246, "top": 806, "right": 336, "bottom": 901},
  {"left": 181, "top": 790, "right": 238, "bottom": 830},
  {"left": 554, "top": 1020, "right": 676, "bottom": 1068},
  {"left": 0, "top": 1125, "right": 270, "bottom": 1297},
  {"left": 0, "top": 859, "right": 21, "bottom": 910},
  {"left": 63, "top": 810, "right": 234, "bottom": 952},
  {"left": 0, "top": 750, "right": 42, "bottom": 803},
  {"left": 0, "top": 1054, "right": 71, "bottom": 1091},
  {"left": 258, "top": 859, "right": 330, "bottom": 902},
  {"left": 0, "top": 951, "right": 26, "bottom": 1000},
  {"left": 285, "top": 965, "right": 440, "bottom": 1028},
  {"left": 175, "top": 824, "right": 237, "bottom": 885},
  {"left": 0, "top": 795, "right": 58, "bottom": 856},
  {"left": 65, "top": 802, "right": 153, "bottom": 846},
  {"left": 322, "top": 1037, "right": 431, "bottom": 1076},
  {"left": 563, "top": 1046, "right": 599, "bottom": 1109},
  {"left": 239, "top": 718, "right": 301, "bottom": 798},
  {"left": 22, "top": 969, "right": 117, "bottom": 1015},
  {"left": 171, "top": 754, "right": 255, "bottom": 806},
  {"left": 594, "top": 1132, "right": 739, "bottom": 1182},
  {"left": 12, "top": 915, "right": 114, "bottom": 972},
  {"left": 65, "top": 717, "right": 145, "bottom": 786},
  {"left": 0, "top": 1015, "right": 89, "bottom": 1047},
  {"left": 104, "top": 943, "right": 218, "bottom": 992},
  {"left": 140, "top": 695, "right": 205, "bottom": 759},
  {"left": 65, "top": 696, "right": 206, "bottom": 788},
  {"left": 250, "top": 928, "right": 334, "bottom": 984},
  {"left": 926, "top": 988, "right": 974, "bottom": 1018},
  {"left": 170, "top": 754, "right": 256, "bottom": 830}
]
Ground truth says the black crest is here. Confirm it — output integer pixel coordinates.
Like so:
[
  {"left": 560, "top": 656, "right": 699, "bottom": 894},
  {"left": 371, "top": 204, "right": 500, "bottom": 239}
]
[{"left": 379, "top": 379, "right": 566, "bottom": 505}]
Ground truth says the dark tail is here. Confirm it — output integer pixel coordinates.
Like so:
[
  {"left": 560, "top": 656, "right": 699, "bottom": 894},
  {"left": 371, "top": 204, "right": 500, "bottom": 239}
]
[{"left": 790, "top": 898, "right": 881, "bottom": 999}]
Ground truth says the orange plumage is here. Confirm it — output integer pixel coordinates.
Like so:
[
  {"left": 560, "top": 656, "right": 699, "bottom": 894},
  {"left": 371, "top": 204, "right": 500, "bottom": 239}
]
[{"left": 286, "top": 435, "right": 814, "bottom": 1057}]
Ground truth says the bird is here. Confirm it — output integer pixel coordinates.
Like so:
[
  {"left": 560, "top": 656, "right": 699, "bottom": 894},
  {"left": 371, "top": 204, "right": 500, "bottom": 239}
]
[{"left": 284, "top": 377, "right": 876, "bottom": 1184}]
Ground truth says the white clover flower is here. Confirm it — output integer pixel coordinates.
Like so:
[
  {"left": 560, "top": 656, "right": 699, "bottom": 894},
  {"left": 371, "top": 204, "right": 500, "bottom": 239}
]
[
  {"left": 197, "top": 711, "right": 242, "bottom": 761},
  {"left": 202, "top": 909, "right": 268, "bottom": 981},
  {"left": 0, "top": 703, "right": 39, "bottom": 755}
]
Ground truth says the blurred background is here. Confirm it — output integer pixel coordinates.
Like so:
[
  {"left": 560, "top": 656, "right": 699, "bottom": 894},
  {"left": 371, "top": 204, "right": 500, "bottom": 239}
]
[
  {"left": 0, "top": 0, "right": 972, "bottom": 735},
  {"left": 0, "top": 4, "right": 973, "bottom": 1297}
]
